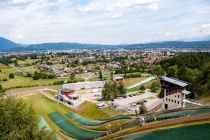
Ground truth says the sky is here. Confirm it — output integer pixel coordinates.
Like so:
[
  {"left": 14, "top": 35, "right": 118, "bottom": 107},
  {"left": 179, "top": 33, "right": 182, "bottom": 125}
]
[{"left": 0, "top": 0, "right": 210, "bottom": 44}]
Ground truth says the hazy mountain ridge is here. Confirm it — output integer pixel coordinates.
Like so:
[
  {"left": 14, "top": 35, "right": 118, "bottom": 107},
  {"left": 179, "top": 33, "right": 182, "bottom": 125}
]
[
  {"left": 0, "top": 37, "right": 23, "bottom": 51},
  {"left": 0, "top": 37, "right": 210, "bottom": 52}
]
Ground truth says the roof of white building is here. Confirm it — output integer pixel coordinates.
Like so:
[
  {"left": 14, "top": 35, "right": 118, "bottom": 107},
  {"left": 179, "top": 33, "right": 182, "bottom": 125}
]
[
  {"left": 113, "top": 76, "right": 124, "bottom": 80},
  {"left": 161, "top": 76, "right": 188, "bottom": 87},
  {"left": 181, "top": 90, "right": 191, "bottom": 95}
]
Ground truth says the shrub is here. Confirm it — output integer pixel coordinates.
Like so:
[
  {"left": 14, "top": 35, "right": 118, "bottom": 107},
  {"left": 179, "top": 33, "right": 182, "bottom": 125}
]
[
  {"left": 9, "top": 73, "right": 15, "bottom": 79},
  {"left": 139, "top": 85, "right": 145, "bottom": 90},
  {"left": 3, "top": 79, "right": 7, "bottom": 81}
]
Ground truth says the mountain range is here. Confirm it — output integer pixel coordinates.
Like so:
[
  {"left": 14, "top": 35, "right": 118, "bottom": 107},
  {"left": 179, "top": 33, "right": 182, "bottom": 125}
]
[{"left": 0, "top": 37, "right": 210, "bottom": 52}]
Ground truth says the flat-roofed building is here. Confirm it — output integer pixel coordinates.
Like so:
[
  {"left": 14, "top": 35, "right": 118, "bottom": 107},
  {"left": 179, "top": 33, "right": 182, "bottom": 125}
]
[
  {"left": 160, "top": 76, "right": 191, "bottom": 110},
  {"left": 62, "top": 81, "right": 105, "bottom": 90}
]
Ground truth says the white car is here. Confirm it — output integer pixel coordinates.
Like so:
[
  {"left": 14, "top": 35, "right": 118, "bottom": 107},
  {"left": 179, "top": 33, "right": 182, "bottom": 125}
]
[{"left": 97, "top": 102, "right": 105, "bottom": 108}]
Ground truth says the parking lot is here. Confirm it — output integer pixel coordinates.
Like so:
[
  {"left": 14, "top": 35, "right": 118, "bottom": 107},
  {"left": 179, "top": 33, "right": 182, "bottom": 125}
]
[
  {"left": 112, "top": 90, "right": 162, "bottom": 111},
  {"left": 114, "top": 90, "right": 157, "bottom": 106}
]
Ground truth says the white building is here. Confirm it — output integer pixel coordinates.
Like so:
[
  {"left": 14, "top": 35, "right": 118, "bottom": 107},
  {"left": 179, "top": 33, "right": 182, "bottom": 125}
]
[
  {"left": 62, "top": 81, "right": 105, "bottom": 90},
  {"left": 160, "top": 76, "right": 191, "bottom": 110}
]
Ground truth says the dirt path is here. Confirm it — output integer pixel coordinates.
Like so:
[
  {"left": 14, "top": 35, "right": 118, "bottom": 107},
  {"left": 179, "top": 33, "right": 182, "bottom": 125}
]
[{"left": 99, "top": 113, "right": 210, "bottom": 140}]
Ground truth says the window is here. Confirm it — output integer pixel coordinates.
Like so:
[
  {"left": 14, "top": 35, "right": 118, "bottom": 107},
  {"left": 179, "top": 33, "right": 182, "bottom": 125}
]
[
  {"left": 178, "top": 95, "right": 180, "bottom": 98},
  {"left": 169, "top": 99, "right": 170, "bottom": 101},
  {"left": 178, "top": 101, "right": 179, "bottom": 104},
  {"left": 175, "top": 100, "right": 176, "bottom": 103},
  {"left": 172, "top": 99, "right": 173, "bottom": 102},
  {"left": 166, "top": 98, "right": 168, "bottom": 101}
]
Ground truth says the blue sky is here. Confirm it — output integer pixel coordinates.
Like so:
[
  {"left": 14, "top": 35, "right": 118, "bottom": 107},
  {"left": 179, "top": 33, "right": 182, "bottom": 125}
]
[{"left": 0, "top": 0, "right": 210, "bottom": 44}]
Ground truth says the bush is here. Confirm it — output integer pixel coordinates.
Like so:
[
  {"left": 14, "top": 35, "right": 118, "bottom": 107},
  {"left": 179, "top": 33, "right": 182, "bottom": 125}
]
[
  {"left": 139, "top": 105, "right": 147, "bottom": 115},
  {"left": 139, "top": 85, "right": 145, "bottom": 90},
  {"left": 0, "top": 84, "right": 3, "bottom": 91},
  {"left": 3, "top": 78, "right": 7, "bottom": 81},
  {"left": 9, "top": 73, "right": 15, "bottom": 79},
  {"left": 26, "top": 73, "right": 32, "bottom": 77}
]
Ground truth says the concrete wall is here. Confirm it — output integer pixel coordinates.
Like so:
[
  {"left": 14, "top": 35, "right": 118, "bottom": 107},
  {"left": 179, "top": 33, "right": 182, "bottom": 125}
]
[{"left": 163, "top": 90, "right": 185, "bottom": 110}]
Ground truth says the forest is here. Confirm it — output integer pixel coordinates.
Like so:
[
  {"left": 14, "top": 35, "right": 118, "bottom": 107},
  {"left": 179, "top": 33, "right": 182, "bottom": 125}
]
[{"left": 160, "top": 52, "right": 210, "bottom": 96}]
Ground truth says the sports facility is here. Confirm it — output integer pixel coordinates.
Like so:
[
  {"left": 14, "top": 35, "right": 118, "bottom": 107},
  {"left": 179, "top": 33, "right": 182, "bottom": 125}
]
[
  {"left": 48, "top": 112, "right": 106, "bottom": 140},
  {"left": 65, "top": 112, "right": 132, "bottom": 126}
]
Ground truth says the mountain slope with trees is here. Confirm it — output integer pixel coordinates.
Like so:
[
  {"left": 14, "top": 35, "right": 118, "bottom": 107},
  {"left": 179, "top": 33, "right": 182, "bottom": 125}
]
[{"left": 160, "top": 52, "right": 210, "bottom": 96}]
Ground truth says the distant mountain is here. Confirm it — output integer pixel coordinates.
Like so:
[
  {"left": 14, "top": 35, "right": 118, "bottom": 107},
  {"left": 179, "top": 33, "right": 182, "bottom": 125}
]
[
  {"left": 0, "top": 37, "right": 24, "bottom": 51},
  {"left": 201, "top": 35, "right": 210, "bottom": 41},
  {"left": 0, "top": 37, "right": 210, "bottom": 52},
  {"left": 25, "top": 41, "right": 210, "bottom": 50},
  {"left": 185, "top": 35, "right": 210, "bottom": 42}
]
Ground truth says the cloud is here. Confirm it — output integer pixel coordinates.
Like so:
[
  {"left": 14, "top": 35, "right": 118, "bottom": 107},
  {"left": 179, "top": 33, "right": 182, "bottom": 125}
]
[
  {"left": 0, "top": 0, "right": 210, "bottom": 44},
  {"left": 78, "top": 0, "right": 160, "bottom": 12},
  {"left": 10, "top": 0, "right": 33, "bottom": 5},
  {"left": 202, "top": 23, "right": 210, "bottom": 29}
]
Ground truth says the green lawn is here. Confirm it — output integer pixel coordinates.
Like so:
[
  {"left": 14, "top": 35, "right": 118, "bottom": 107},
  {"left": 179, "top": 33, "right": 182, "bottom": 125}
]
[
  {"left": 20, "top": 65, "right": 39, "bottom": 74},
  {"left": 0, "top": 63, "right": 69, "bottom": 89},
  {"left": 0, "top": 76, "right": 69, "bottom": 89},
  {"left": 126, "top": 79, "right": 159, "bottom": 92},
  {"left": 18, "top": 59, "right": 39, "bottom": 65},
  {"left": 0, "top": 63, "right": 17, "bottom": 79},
  {"left": 76, "top": 101, "right": 125, "bottom": 120},
  {"left": 25, "top": 93, "right": 74, "bottom": 140},
  {"left": 24, "top": 93, "right": 128, "bottom": 138},
  {"left": 123, "top": 77, "right": 148, "bottom": 87}
]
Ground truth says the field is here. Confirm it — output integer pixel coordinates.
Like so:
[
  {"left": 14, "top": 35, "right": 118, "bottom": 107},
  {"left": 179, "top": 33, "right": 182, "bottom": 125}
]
[
  {"left": 0, "top": 63, "right": 69, "bottom": 90},
  {"left": 123, "top": 77, "right": 148, "bottom": 87},
  {"left": 17, "top": 59, "right": 39, "bottom": 65},
  {"left": 76, "top": 101, "right": 125, "bottom": 120},
  {"left": 126, "top": 79, "right": 159, "bottom": 92},
  {"left": 19, "top": 65, "right": 39, "bottom": 74}
]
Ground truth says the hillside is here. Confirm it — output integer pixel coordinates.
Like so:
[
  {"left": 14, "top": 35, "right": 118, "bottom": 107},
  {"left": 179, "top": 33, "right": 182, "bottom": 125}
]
[{"left": 0, "top": 37, "right": 23, "bottom": 51}]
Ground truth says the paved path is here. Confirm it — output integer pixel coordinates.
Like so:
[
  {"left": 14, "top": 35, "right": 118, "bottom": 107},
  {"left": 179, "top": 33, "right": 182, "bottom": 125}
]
[{"left": 127, "top": 76, "right": 156, "bottom": 89}]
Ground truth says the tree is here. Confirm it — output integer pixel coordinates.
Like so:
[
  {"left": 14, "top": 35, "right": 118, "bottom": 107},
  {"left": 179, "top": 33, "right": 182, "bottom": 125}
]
[
  {"left": 151, "top": 65, "right": 164, "bottom": 77},
  {"left": 118, "top": 82, "right": 126, "bottom": 95},
  {"left": 0, "top": 96, "right": 52, "bottom": 139},
  {"left": 167, "top": 65, "right": 177, "bottom": 77},
  {"left": 158, "top": 89, "right": 164, "bottom": 98},
  {"left": 110, "top": 71, "right": 114, "bottom": 80},
  {"left": 33, "top": 71, "right": 40, "bottom": 80},
  {"left": 70, "top": 73, "right": 75, "bottom": 81},
  {"left": 139, "top": 105, "right": 147, "bottom": 115},
  {"left": 150, "top": 82, "right": 160, "bottom": 92},
  {"left": 102, "top": 81, "right": 126, "bottom": 100},
  {"left": 9, "top": 73, "right": 15, "bottom": 79},
  {"left": 0, "top": 84, "right": 3, "bottom": 92},
  {"left": 99, "top": 70, "right": 103, "bottom": 81},
  {"left": 139, "top": 85, "right": 145, "bottom": 91}
]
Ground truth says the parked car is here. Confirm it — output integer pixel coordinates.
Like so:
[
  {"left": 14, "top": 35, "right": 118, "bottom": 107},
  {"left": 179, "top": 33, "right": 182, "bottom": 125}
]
[
  {"left": 136, "top": 100, "right": 147, "bottom": 105},
  {"left": 97, "top": 102, "right": 105, "bottom": 108},
  {"left": 123, "top": 95, "right": 127, "bottom": 98}
]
